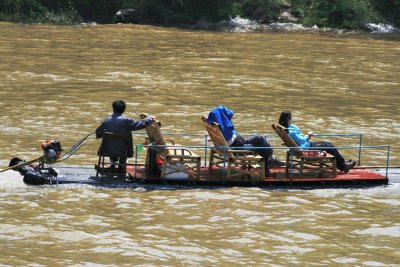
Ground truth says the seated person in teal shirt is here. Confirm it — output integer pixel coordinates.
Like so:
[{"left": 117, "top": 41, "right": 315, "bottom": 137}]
[{"left": 278, "top": 110, "right": 356, "bottom": 173}]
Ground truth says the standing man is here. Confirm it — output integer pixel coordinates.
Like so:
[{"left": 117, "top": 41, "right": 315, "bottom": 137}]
[{"left": 96, "top": 100, "right": 155, "bottom": 168}]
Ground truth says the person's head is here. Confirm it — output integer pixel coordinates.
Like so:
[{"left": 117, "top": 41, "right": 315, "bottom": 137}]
[
  {"left": 216, "top": 106, "right": 234, "bottom": 120},
  {"left": 112, "top": 100, "right": 126, "bottom": 114},
  {"left": 279, "top": 110, "right": 292, "bottom": 128},
  {"left": 207, "top": 105, "right": 234, "bottom": 125}
]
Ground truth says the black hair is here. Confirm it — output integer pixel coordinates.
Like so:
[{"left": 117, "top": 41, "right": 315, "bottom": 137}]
[
  {"left": 112, "top": 100, "right": 126, "bottom": 114},
  {"left": 279, "top": 110, "right": 292, "bottom": 128},
  {"left": 9, "top": 157, "right": 25, "bottom": 167}
]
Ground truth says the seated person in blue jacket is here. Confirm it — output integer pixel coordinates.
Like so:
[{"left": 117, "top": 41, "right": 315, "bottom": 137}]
[
  {"left": 278, "top": 110, "right": 356, "bottom": 173},
  {"left": 96, "top": 99, "right": 156, "bottom": 168},
  {"left": 207, "top": 105, "right": 282, "bottom": 174}
]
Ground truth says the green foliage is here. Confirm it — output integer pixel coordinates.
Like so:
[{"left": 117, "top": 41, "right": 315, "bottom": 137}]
[
  {"left": 39, "top": 0, "right": 71, "bottom": 11},
  {"left": 71, "top": 0, "right": 122, "bottom": 23},
  {"left": 369, "top": 0, "right": 400, "bottom": 25},
  {"left": 0, "top": 0, "right": 123, "bottom": 24},
  {"left": 184, "top": 0, "right": 234, "bottom": 22},
  {"left": 118, "top": 0, "right": 233, "bottom": 25},
  {"left": 0, "top": 0, "right": 46, "bottom": 22},
  {"left": 233, "top": 0, "right": 284, "bottom": 22},
  {"left": 36, "top": 0, "right": 82, "bottom": 25},
  {"left": 292, "top": 0, "right": 378, "bottom": 29},
  {"left": 0, "top": 0, "right": 399, "bottom": 29}
]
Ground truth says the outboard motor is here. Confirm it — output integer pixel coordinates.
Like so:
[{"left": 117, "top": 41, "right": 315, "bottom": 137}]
[{"left": 41, "top": 140, "right": 62, "bottom": 164}]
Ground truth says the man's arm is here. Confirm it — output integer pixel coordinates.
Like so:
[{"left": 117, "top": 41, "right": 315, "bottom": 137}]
[
  {"left": 95, "top": 121, "right": 105, "bottom": 139},
  {"left": 127, "top": 116, "right": 155, "bottom": 131}
]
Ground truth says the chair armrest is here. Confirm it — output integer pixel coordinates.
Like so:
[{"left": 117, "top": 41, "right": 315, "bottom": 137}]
[
  {"left": 165, "top": 138, "right": 175, "bottom": 145},
  {"left": 229, "top": 149, "right": 256, "bottom": 156},
  {"left": 167, "top": 147, "right": 195, "bottom": 156}
]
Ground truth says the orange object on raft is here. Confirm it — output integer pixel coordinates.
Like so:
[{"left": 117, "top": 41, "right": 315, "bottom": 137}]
[{"left": 40, "top": 140, "right": 62, "bottom": 163}]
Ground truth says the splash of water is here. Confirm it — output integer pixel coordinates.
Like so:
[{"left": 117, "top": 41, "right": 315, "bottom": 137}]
[
  {"left": 309, "top": 183, "right": 400, "bottom": 199},
  {"left": 366, "top": 23, "right": 399, "bottom": 33},
  {"left": 0, "top": 170, "right": 26, "bottom": 189},
  {"left": 194, "top": 16, "right": 400, "bottom": 34}
]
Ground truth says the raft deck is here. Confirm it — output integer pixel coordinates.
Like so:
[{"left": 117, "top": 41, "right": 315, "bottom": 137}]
[
  {"left": 127, "top": 164, "right": 388, "bottom": 186},
  {"left": 48, "top": 164, "right": 390, "bottom": 188}
]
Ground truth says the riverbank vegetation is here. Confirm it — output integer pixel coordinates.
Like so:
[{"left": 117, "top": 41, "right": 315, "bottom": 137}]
[{"left": 0, "top": 0, "right": 399, "bottom": 30}]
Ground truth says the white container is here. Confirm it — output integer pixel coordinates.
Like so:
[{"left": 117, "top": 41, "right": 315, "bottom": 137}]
[{"left": 164, "top": 164, "right": 189, "bottom": 179}]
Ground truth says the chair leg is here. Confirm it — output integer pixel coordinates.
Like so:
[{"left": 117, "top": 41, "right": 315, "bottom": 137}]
[
  {"left": 161, "top": 162, "right": 167, "bottom": 180},
  {"left": 145, "top": 150, "right": 150, "bottom": 174},
  {"left": 96, "top": 155, "right": 101, "bottom": 178},
  {"left": 319, "top": 161, "right": 323, "bottom": 178},
  {"left": 196, "top": 158, "right": 201, "bottom": 180},
  {"left": 260, "top": 159, "right": 266, "bottom": 180},
  {"left": 285, "top": 152, "right": 290, "bottom": 176},
  {"left": 121, "top": 157, "right": 127, "bottom": 178},
  {"left": 208, "top": 150, "right": 215, "bottom": 171},
  {"left": 332, "top": 159, "right": 337, "bottom": 178},
  {"left": 299, "top": 159, "right": 304, "bottom": 176},
  {"left": 101, "top": 155, "right": 105, "bottom": 179}
]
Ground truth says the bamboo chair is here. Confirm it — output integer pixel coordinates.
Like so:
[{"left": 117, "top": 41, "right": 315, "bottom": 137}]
[
  {"left": 271, "top": 123, "right": 337, "bottom": 178},
  {"left": 201, "top": 115, "right": 265, "bottom": 181},
  {"left": 140, "top": 114, "right": 201, "bottom": 181}
]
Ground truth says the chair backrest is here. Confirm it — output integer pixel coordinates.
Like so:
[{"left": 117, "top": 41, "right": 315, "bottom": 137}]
[
  {"left": 201, "top": 115, "right": 233, "bottom": 157},
  {"left": 139, "top": 113, "right": 168, "bottom": 155},
  {"left": 271, "top": 123, "right": 303, "bottom": 158},
  {"left": 100, "top": 132, "right": 129, "bottom": 157}
]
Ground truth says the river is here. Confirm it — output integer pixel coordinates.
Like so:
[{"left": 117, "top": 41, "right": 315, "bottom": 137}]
[{"left": 0, "top": 22, "right": 399, "bottom": 266}]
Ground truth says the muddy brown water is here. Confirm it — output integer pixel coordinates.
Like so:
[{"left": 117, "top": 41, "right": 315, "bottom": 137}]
[{"left": 0, "top": 23, "right": 399, "bottom": 266}]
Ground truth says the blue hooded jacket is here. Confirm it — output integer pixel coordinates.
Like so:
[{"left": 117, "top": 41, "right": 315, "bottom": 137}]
[{"left": 207, "top": 106, "right": 237, "bottom": 142}]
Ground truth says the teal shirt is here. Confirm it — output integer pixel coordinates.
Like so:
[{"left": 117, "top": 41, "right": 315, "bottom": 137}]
[{"left": 288, "top": 124, "right": 311, "bottom": 148}]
